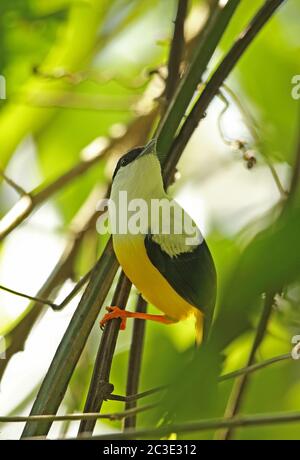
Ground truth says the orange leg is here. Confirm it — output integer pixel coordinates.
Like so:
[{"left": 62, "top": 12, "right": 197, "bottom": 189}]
[{"left": 100, "top": 306, "right": 174, "bottom": 331}]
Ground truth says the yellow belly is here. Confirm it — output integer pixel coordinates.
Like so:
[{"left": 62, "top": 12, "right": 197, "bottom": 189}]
[{"left": 113, "top": 234, "right": 201, "bottom": 323}]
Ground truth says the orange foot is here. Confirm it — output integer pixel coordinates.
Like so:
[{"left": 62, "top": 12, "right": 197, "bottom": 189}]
[{"left": 100, "top": 306, "right": 174, "bottom": 331}]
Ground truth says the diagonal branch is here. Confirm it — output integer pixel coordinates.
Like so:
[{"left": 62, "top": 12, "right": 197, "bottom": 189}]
[
  {"left": 163, "top": 0, "right": 286, "bottom": 180},
  {"left": 217, "top": 85, "right": 287, "bottom": 198},
  {"left": 217, "top": 291, "right": 276, "bottom": 440},
  {"left": 78, "top": 271, "right": 132, "bottom": 435},
  {"left": 1, "top": 403, "right": 156, "bottom": 425},
  {"left": 124, "top": 296, "right": 148, "bottom": 430},
  {"left": 157, "top": 0, "right": 241, "bottom": 162},
  {"left": 219, "top": 353, "right": 291, "bottom": 382},
  {"left": 164, "top": 0, "right": 189, "bottom": 107},
  {"left": 0, "top": 170, "right": 28, "bottom": 197},
  {"left": 0, "top": 269, "right": 92, "bottom": 311},
  {"left": 75, "top": 410, "right": 300, "bottom": 440}
]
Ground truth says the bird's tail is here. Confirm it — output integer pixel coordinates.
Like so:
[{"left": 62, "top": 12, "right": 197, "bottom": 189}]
[{"left": 194, "top": 310, "right": 203, "bottom": 346}]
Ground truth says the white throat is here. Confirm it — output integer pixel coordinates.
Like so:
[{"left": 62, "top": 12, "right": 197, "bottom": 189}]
[{"left": 111, "top": 154, "right": 166, "bottom": 203}]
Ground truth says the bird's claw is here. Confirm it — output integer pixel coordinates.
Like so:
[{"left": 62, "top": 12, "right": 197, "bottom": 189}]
[{"left": 99, "top": 306, "right": 127, "bottom": 331}]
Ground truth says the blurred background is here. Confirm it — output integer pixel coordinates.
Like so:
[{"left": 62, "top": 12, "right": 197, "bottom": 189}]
[{"left": 0, "top": 0, "right": 299, "bottom": 440}]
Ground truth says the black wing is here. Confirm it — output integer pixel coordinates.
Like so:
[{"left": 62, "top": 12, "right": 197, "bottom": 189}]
[{"left": 144, "top": 234, "right": 217, "bottom": 323}]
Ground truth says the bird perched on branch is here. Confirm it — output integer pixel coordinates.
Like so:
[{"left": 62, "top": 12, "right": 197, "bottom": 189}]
[{"left": 100, "top": 139, "right": 217, "bottom": 343}]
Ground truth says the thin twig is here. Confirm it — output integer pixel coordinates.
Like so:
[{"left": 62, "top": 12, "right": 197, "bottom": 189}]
[
  {"left": 0, "top": 170, "right": 28, "bottom": 197},
  {"left": 219, "top": 353, "right": 291, "bottom": 382},
  {"left": 72, "top": 410, "right": 300, "bottom": 440},
  {"left": 0, "top": 284, "right": 61, "bottom": 309},
  {"left": 221, "top": 84, "right": 287, "bottom": 198},
  {"left": 217, "top": 291, "right": 276, "bottom": 440},
  {"left": 124, "top": 296, "right": 148, "bottom": 430},
  {"left": 112, "top": 352, "right": 292, "bottom": 399},
  {"left": 0, "top": 269, "right": 92, "bottom": 311},
  {"left": 164, "top": 0, "right": 188, "bottom": 107},
  {"left": 19, "top": 349, "right": 284, "bottom": 429},
  {"left": 1, "top": 403, "right": 156, "bottom": 424},
  {"left": 23, "top": 90, "right": 138, "bottom": 112},
  {"left": 164, "top": 0, "right": 286, "bottom": 180},
  {"left": 107, "top": 352, "right": 293, "bottom": 405},
  {"left": 109, "top": 385, "right": 168, "bottom": 403}
]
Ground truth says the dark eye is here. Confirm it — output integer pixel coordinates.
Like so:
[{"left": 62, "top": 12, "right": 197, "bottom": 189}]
[{"left": 120, "top": 158, "right": 127, "bottom": 167}]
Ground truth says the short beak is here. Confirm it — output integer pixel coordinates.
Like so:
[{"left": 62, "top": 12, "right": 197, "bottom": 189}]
[{"left": 139, "top": 139, "right": 157, "bottom": 157}]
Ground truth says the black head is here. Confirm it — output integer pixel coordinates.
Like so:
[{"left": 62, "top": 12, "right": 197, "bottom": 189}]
[{"left": 112, "top": 146, "right": 144, "bottom": 180}]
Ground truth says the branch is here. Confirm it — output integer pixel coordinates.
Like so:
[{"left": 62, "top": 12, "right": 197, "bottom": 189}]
[
  {"left": 124, "top": 296, "right": 148, "bottom": 430},
  {"left": 164, "top": 0, "right": 189, "bottom": 106},
  {"left": 217, "top": 292, "right": 276, "bottom": 440},
  {"left": 108, "top": 385, "right": 168, "bottom": 403},
  {"left": 22, "top": 90, "right": 138, "bottom": 112},
  {"left": 220, "top": 84, "right": 287, "bottom": 198},
  {"left": 96, "top": 351, "right": 292, "bottom": 406},
  {"left": 77, "top": 272, "right": 132, "bottom": 435},
  {"left": 73, "top": 410, "right": 300, "bottom": 440},
  {"left": 1, "top": 403, "right": 156, "bottom": 425},
  {"left": 0, "top": 269, "right": 92, "bottom": 311},
  {"left": 0, "top": 170, "right": 28, "bottom": 197},
  {"left": 219, "top": 353, "right": 291, "bottom": 382},
  {"left": 0, "top": 284, "right": 61, "bottom": 309},
  {"left": 163, "top": 0, "right": 286, "bottom": 181},
  {"left": 157, "top": 0, "right": 241, "bottom": 163},
  {"left": 21, "top": 238, "right": 119, "bottom": 438}
]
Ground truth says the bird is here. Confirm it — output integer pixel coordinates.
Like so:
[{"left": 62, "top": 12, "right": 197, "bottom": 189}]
[{"left": 100, "top": 139, "right": 217, "bottom": 343}]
